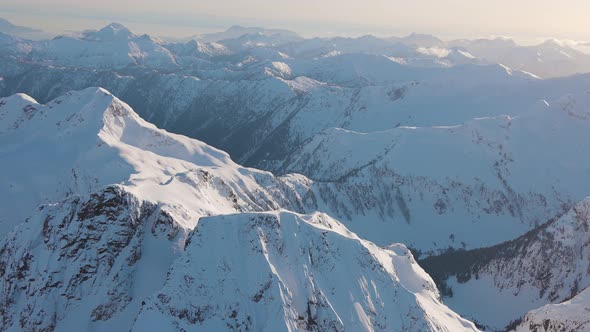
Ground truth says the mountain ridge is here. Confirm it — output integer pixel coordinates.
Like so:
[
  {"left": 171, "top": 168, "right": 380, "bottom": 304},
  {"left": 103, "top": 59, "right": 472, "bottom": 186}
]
[{"left": 0, "top": 87, "right": 480, "bottom": 331}]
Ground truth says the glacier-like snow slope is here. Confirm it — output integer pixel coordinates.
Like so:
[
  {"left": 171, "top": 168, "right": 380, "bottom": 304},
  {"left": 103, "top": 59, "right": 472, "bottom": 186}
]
[
  {"left": 133, "top": 211, "right": 478, "bottom": 332},
  {"left": 0, "top": 88, "right": 479, "bottom": 331},
  {"left": 420, "top": 197, "right": 590, "bottom": 331}
]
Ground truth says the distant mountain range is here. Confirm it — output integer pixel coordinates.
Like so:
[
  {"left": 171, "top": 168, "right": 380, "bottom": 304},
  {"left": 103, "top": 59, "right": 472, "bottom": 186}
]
[
  {"left": 0, "top": 17, "right": 47, "bottom": 40},
  {"left": 195, "top": 25, "right": 304, "bottom": 43}
]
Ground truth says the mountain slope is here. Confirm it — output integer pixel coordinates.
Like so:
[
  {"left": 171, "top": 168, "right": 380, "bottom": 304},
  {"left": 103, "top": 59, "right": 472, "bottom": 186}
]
[
  {"left": 0, "top": 23, "right": 178, "bottom": 69},
  {"left": 0, "top": 88, "right": 479, "bottom": 331},
  {"left": 420, "top": 197, "right": 590, "bottom": 330},
  {"left": 514, "top": 286, "right": 590, "bottom": 332},
  {"left": 0, "top": 186, "right": 184, "bottom": 331},
  {"left": 2, "top": 25, "right": 590, "bottom": 255},
  {"left": 134, "top": 211, "right": 479, "bottom": 332},
  {"left": 448, "top": 37, "right": 590, "bottom": 78},
  {"left": 0, "top": 17, "right": 45, "bottom": 39},
  {"left": 276, "top": 91, "right": 590, "bottom": 252},
  {"left": 0, "top": 87, "right": 308, "bottom": 331},
  {"left": 0, "top": 87, "right": 306, "bottom": 233}
]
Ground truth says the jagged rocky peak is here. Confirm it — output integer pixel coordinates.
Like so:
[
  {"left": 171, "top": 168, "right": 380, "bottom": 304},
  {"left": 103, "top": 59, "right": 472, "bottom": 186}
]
[
  {"left": 0, "top": 185, "right": 185, "bottom": 331},
  {"left": 133, "top": 210, "right": 479, "bottom": 332}
]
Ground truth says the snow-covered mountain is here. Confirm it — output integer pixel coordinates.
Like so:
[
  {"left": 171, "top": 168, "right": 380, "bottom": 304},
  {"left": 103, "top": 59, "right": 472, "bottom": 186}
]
[
  {"left": 2, "top": 23, "right": 590, "bottom": 254},
  {"left": 38, "top": 23, "right": 178, "bottom": 68},
  {"left": 275, "top": 89, "right": 590, "bottom": 252},
  {"left": 2, "top": 21, "right": 590, "bottom": 331},
  {"left": 2, "top": 40, "right": 562, "bottom": 164},
  {"left": 0, "top": 88, "right": 479, "bottom": 331},
  {"left": 134, "top": 211, "right": 478, "bottom": 332},
  {"left": 0, "top": 23, "right": 184, "bottom": 69},
  {"left": 514, "top": 286, "right": 590, "bottom": 332},
  {"left": 2, "top": 22, "right": 589, "bottom": 77},
  {"left": 0, "top": 186, "right": 184, "bottom": 331},
  {"left": 196, "top": 25, "right": 303, "bottom": 44},
  {"left": 420, "top": 197, "right": 590, "bottom": 330},
  {"left": 448, "top": 37, "right": 590, "bottom": 78},
  {"left": 0, "top": 17, "right": 45, "bottom": 40},
  {"left": 163, "top": 39, "right": 230, "bottom": 60},
  {"left": 0, "top": 87, "right": 307, "bottom": 233}
]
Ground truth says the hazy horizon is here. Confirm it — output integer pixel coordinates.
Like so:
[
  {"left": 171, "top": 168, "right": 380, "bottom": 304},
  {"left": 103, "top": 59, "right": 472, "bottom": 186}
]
[{"left": 2, "top": 0, "right": 590, "bottom": 44}]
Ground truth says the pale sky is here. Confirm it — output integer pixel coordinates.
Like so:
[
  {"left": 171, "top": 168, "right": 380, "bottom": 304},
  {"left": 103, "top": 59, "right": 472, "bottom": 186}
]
[{"left": 1, "top": 0, "right": 590, "bottom": 42}]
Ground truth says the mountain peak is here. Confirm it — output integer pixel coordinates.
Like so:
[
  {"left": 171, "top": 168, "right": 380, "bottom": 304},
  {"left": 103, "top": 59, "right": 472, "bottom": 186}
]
[
  {"left": 0, "top": 17, "right": 40, "bottom": 34},
  {"left": 0, "top": 87, "right": 250, "bottom": 232},
  {"left": 50, "top": 87, "right": 139, "bottom": 131},
  {"left": 0, "top": 87, "right": 132, "bottom": 138},
  {"left": 227, "top": 25, "right": 248, "bottom": 31},
  {"left": 104, "top": 22, "right": 127, "bottom": 30},
  {"left": 100, "top": 22, "right": 131, "bottom": 34},
  {"left": 135, "top": 210, "right": 479, "bottom": 331},
  {"left": 399, "top": 32, "right": 443, "bottom": 47},
  {"left": 84, "top": 22, "right": 135, "bottom": 41},
  {"left": 52, "top": 86, "right": 118, "bottom": 109}
]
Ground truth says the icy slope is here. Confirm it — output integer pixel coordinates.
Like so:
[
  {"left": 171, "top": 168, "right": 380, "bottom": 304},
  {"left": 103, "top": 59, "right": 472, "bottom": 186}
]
[{"left": 134, "top": 211, "right": 479, "bottom": 332}]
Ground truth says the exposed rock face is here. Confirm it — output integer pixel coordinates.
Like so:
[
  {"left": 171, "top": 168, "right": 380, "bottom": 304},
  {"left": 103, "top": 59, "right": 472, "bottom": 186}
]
[{"left": 0, "top": 186, "right": 183, "bottom": 331}]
